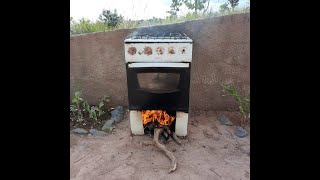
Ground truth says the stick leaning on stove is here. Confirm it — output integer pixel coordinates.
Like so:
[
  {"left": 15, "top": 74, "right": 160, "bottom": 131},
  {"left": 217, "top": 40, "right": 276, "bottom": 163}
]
[{"left": 143, "top": 124, "right": 181, "bottom": 173}]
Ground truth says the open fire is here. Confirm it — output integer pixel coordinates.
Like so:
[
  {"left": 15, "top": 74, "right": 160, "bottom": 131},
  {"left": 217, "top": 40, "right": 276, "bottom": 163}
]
[{"left": 142, "top": 110, "right": 175, "bottom": 126}]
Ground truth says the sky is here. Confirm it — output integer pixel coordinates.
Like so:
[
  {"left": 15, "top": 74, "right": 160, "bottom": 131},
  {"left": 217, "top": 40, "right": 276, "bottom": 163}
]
[{"left": 70, "top": 0, "right": 249, "bottom": 21}]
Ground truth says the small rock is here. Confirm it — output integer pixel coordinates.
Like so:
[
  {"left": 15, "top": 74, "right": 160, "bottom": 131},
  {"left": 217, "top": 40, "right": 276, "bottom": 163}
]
[
  {"left": 89, "top": 129, "right": 107, "bottom": 137},
  {"left": 218, "top": 115, "right": 233, "bottom": 126},
  {"left": 71, "top": 128, "right": 88, "bottom": 134},
  {"left": 154, "top": 169, "right": 158, "bottom": 172},
  {"left": 102, "top": 119, "right": 115, "bottom": 132},
  {"left": 111, "top": 106, "right": 124, "bottom": 123},
  {"left": 203, "top": 145, "right": 206, "bottom": 148},
  {"left": 172, "top": 148, "right": 176, "bottom": 152},
  {"left": 235, "top": 126, "right": 248, "bottom": 138},
  {"left": 89, "top": 129, "right": 97, "bottom": 133}
]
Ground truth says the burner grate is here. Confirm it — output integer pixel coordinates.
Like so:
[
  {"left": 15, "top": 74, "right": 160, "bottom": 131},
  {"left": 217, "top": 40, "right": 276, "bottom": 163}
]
[{"left": 132, "top": 33, "right": 189, "bottom": 40}]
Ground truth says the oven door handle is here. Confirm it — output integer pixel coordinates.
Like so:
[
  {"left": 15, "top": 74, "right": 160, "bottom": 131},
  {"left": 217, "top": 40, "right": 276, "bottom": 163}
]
[{"left": 128, "top": 62, "right": 189, "bottom": 68}]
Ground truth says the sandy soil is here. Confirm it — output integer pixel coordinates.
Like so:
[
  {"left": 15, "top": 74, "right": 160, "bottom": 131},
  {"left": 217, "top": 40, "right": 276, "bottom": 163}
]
[{"left": 70, "top": 110, "right": 250, "bottom": 180}]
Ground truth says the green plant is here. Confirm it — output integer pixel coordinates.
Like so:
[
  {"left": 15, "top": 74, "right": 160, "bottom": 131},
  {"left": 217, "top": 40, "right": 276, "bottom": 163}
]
[
  {"left": 221, "top": 83, "right": 250, "bottom": 127},
  {"left": 71, "top": 91, "right": 84, "bottom": 122},
  {"left": 83, "top": 96, "right": 110, "bottom": 121},
  {"left": 88, "top": 105, "right": 99, "bottom": 121}
]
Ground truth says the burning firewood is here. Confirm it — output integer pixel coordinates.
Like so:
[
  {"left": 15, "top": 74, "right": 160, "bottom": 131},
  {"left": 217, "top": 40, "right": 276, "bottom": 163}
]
[
  {"left": 143, "top": 127, "right": 177, "bottom": 173},
  {"left": 157, "top": 124, "right": 181, "bottom": 145}
]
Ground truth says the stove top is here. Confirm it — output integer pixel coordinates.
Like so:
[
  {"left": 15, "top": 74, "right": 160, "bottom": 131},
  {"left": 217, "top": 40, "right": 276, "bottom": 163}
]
[{"left": 125, "top": 32, "right": 192, "bottom": 43}]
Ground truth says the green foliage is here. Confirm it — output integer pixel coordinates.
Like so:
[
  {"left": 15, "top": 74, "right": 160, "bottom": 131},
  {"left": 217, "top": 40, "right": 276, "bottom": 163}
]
[
  {"left": 70, "top": 3, "right": 249, "bottom": 35},
  {"left": 168, "top": 0, "right": 184, "bottom": 17},
  {"left": 99, "top": 9, "right": 124, "bottom": 29},
  {"left": 70, "top": 91, "right": 111, "bottom": 122},
  {"left": 82, "top": 96, "right": 110, "bottom": 121},
  {"left": 70, "top": 18, "right": 110, "bottom": 35},
  {"left": 118, "top": 4, "right": 249, "bottom": 29},
  {"left": 88, "top": 106, "right": 99, "bottom": 121},
  {"left": 184, "top": 0, "right": 210, "bottom": 14},
  {"left": 219, "top": 0, "right": 240, "bottom": 13},
  {"left": 70, "top": 104, "right": 77, "bottom": 118},
  {"left": 71, "top": 91, "right": 84, "bottom": 122},
  {"left": 228, "top": 0, "right": 240, "bottom": 11},
  {"left": 219, "top": 3, "right": 230, "bottom": 13},
  {"left": 82, "top": 101, "right": 90, "bottom": 113},
  {"left": 221, "top": 83, "right": 250, "bottom": 126}
]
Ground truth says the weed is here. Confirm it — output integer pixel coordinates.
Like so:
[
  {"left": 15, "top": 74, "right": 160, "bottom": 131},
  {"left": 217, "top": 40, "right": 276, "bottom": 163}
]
[
  {"left": 221, "top": 83, "right": 250, "bottom": 127},
  {"left": 82, "top": 96, "right": 110, "bottom": 121},
  {"left": 70, "top": 91, "right": 111, "bottom": 122},
  {"left": 71, "top": 91, "right": 85, "bottom": 122}
]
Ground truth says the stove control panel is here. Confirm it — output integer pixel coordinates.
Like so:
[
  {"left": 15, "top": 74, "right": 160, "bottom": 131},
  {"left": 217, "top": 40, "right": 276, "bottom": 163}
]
[{"left": 124, "top": 43, "right": 192, "bottom": 63}]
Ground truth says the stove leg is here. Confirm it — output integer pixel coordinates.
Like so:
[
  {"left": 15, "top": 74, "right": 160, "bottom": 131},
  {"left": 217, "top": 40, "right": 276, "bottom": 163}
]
[
  {"left": 175, "top": 112, "right": 188, "bottom": 137},
  {"left": 129, "top": 110, "right": 144, "bottom": 135}
]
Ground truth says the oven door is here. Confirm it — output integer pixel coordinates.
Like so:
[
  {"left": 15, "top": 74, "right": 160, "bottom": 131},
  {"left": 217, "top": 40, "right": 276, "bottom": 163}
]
[{"left": 126, "top": 62, "right": 191, "bottom": 112}]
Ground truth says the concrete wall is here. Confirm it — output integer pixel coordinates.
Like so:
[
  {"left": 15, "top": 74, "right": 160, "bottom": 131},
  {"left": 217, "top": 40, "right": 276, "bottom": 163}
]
[{"left": 70, "top": 13, "right": 250, "bottom": 111}]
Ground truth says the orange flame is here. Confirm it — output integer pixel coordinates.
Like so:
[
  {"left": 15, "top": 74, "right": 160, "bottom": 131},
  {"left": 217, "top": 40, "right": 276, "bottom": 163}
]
[{"left": 142, "top": 110, "right": 175, "bottom": 126}]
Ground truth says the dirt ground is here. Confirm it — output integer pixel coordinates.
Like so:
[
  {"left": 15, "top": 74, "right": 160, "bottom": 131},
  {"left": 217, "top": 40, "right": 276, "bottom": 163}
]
[{"left": 70, "top": 110, "right": 250, "bottom": 180}]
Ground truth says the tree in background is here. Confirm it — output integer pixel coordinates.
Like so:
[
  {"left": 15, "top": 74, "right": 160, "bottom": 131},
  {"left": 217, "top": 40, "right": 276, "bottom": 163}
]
[
  {"left": 219, "top": 2, "right": 230, "bottom": 13},
  {"left": 167, "top": 0, "right": 184, "bottom": 17},
  {"left": 99, "top": 9, "right": 124, "bottom": 30},
  {"left": 228, "top": 0, "right": 239, "bottom": 11},
  {"left": 184, "top": 0, "right": 210, "bottom": 15},
  {"left": 219, "top": 0, "right": 239, "bottom": 13}
]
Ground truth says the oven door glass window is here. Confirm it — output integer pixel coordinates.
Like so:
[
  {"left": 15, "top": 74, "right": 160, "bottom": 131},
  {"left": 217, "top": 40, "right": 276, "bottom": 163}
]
[{"left": 137, "top": 73, "right": 180, "bottom": 93}]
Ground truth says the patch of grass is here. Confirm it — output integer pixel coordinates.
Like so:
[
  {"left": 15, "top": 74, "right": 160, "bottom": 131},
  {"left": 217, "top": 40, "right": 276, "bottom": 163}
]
[{"left": 70, "top": 18, "right": 111, "bottom": 35}]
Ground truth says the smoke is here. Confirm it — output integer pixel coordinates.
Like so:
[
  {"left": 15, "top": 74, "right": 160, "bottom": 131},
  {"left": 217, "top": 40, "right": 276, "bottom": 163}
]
[{"left": 125, "top": 22, "right": 187, "bottom": 38}]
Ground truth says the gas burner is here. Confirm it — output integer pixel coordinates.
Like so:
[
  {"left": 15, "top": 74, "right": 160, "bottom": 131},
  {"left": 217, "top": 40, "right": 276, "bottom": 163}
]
[
  {"left": 124, "top": 32, "right": 192, "bottom": 43},
  {"left": 132, "top": 33, "right": 189, "bottom": 40}
]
